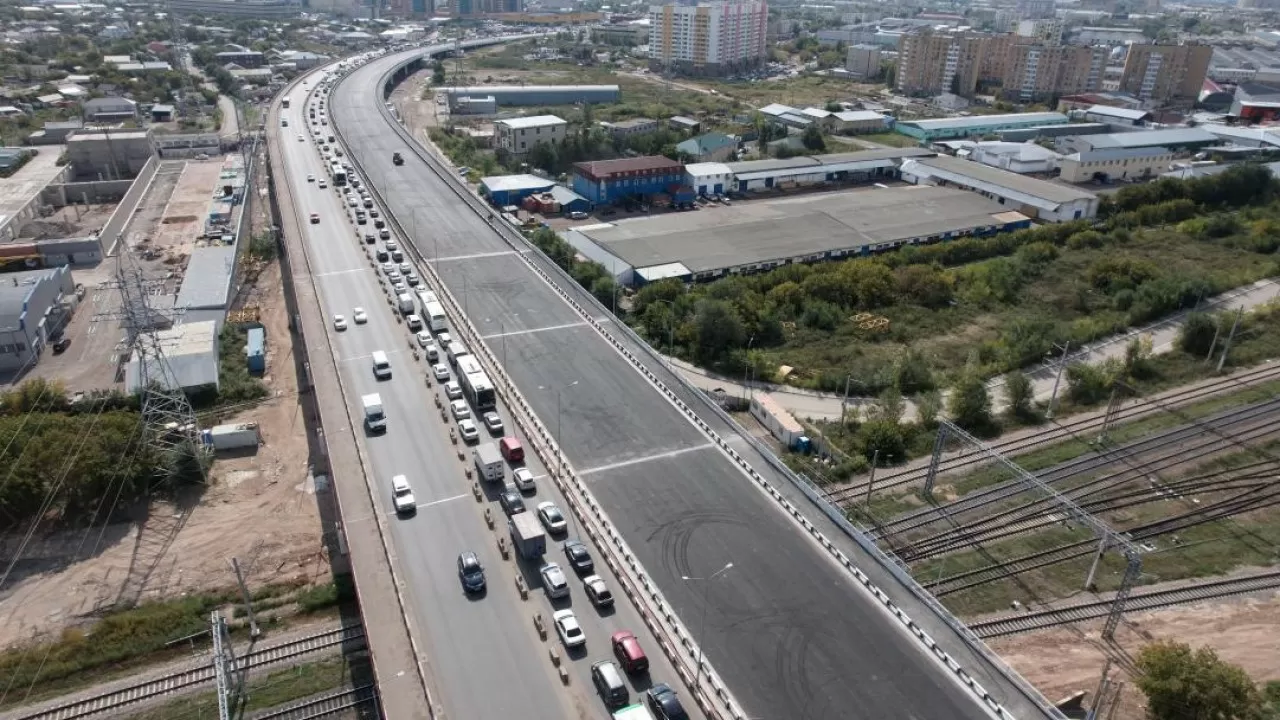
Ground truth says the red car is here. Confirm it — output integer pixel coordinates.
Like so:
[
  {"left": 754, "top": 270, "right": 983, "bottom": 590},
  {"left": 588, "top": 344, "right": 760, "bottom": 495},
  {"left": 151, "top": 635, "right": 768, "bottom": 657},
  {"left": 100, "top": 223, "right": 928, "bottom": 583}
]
[
  {"left": 610, "top": 631, "right": 649, "bottom": 674},
  {"left": 499, "top": 436, "right": 523, "bottom": 463}
]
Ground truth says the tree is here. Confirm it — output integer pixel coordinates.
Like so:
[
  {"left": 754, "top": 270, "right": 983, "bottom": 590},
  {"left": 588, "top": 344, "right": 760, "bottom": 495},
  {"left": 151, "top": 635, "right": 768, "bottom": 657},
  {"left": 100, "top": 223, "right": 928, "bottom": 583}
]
[
  {"left": 1178, "top": 311, "right": 1219, "bottom": 357},
  {"left": 1136, "top": 641, "right": 1264, "bottom": 720},
  {"left": 801, "top": 124, "right": 826, "bottom": 152},
  {"left": 859, "top": 420, "right": 906, "bottom": 464},
  {"left": 1003, "top": 371, "right": 1036, "bottom": 422},
  {"left": 915, "top": 390, "right": 943, "bottom": 428},
  {"left": 693, "top": 299, "right": 746, "bottom": 364},
  {"left": 948, "top": 372, "right": 992, "bottom": 431}
]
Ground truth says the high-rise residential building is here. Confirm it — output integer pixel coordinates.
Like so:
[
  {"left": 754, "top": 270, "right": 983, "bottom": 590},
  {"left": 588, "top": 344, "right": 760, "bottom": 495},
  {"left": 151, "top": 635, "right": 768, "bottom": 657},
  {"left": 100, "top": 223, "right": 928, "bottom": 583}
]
[
  {"left": 648, "top": 0, "right": 769, "bottom": 77},
  {"left": 1003, "top": 43, "right": 1107, "bottom": 100},
  {"left": 895, "top": 29, "right": 988, "bottom": 96},
  {"left": 1016, "top": 0, "right": 1054, "bottom": 19},
  {"left": 1119, "top": 43, "right": 1212, "bottom": 105},
  {"left": 1015, "top": 18, "right": 1062, "bottom": 45},
  {"left": 845, "top": 44, "right": 882, "bottom": 78}
]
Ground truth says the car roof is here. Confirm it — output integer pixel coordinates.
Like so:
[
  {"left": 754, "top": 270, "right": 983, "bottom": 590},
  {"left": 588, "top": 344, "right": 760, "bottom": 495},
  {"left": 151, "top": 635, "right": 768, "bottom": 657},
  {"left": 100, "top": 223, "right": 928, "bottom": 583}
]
[{"left": 552, "top": 609, "right": 575, "bottom": 620}]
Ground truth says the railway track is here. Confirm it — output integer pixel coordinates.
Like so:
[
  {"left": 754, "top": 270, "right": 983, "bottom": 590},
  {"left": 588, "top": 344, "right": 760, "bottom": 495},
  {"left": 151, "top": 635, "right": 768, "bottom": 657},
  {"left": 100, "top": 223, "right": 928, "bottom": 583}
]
[
  {"left": 970, "top": 571, "right": 1280, "bottom": 638},
  {"left": 252, "top": 684, "right": 378, "bottom": 720},
  {"left": 826, "top": 363, "right": 1280, "bottom": 507},
  {"left": 874, "top": 396, "right": 1280, "bottom": 549},
  {"left": 13, "top": 624, "right": 366, "bottom": 720}
]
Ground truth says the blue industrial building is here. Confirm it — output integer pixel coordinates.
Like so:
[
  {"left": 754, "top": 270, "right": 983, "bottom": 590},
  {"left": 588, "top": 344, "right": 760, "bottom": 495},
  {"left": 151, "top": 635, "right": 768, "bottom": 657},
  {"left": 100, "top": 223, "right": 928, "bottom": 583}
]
[
  {"left": 571, "top": 156, "right": 686, "bottom": 205},
  {"left": 246, "top": 327, "right": 265, "bottom": 375},
  {"left": 445, "top": 85, "right": 620, "bottom": 109}
]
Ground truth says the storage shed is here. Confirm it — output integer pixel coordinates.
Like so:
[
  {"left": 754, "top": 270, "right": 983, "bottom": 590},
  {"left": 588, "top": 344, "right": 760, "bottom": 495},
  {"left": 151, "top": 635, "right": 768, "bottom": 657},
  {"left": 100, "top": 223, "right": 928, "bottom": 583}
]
[
  {"left": 749, "top": 393, "right": 805, "bottom": 449},
  {"left": 246, "top": 327, "right": 265, "bottom": 375}
]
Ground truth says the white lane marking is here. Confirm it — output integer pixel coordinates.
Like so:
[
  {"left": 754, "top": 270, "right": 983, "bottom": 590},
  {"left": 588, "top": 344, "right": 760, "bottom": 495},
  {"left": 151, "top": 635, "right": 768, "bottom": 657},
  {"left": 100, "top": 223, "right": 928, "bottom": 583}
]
[
  {"left": 415, "top": 493, "right": 470, "bottom": 510},
  {"left": 577, "top": 443, "right": 718, "bottom": 476},
  {"left": 315, "top": 268, "right": 369, "bottom": 278},
  {"left": 480, "top": 322, "right": 587, "bottom": 340},
  {"left": 432, "top": 250, "right": 517, "bottom": 263}
]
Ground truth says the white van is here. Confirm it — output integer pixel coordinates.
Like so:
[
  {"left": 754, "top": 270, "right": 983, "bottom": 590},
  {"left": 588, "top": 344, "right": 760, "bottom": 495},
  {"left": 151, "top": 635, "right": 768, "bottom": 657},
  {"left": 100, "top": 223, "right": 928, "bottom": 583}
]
[{"left": 371, "top": 350, "right": 392, "bottom": 379}]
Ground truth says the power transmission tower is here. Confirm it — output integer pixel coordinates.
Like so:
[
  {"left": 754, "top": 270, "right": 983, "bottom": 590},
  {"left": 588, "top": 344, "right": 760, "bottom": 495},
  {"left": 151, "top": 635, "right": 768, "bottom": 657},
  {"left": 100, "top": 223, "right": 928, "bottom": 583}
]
[{"left": 210, "top": 611, "right": 242, "bottom": 720}]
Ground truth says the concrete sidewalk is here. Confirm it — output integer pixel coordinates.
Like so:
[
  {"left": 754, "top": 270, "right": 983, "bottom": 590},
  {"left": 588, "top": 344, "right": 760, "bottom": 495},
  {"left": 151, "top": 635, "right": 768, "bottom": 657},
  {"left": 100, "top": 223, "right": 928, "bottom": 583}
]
[{"left": 661, "top": 277, "right": 1280, "bottom": 422}]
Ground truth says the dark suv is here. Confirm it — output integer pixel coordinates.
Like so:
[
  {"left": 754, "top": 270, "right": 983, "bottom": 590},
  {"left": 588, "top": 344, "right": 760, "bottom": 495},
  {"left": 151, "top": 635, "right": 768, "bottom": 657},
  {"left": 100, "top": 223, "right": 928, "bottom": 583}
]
[{"left": 457, "top": 551, "right": 485, "bottom": 593}]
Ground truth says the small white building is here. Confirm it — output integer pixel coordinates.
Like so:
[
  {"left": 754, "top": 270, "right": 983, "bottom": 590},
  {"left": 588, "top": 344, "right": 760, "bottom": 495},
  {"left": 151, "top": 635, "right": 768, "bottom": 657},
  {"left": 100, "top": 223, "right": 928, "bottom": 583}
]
[
  {"left": 749, "top": 392, "right": 805, "bottom": 449},
  {"left": 494, "top": 115, "right": 567, "bottom": 156},
  {"left": 684, "top": 162, "right": 733, "bottom": 197},
  {"left": 831, "top": 110, "right": 891, "bottom": 135},
  {"left": 967, "top": 141, "right": 1062, "bottom": 174}
]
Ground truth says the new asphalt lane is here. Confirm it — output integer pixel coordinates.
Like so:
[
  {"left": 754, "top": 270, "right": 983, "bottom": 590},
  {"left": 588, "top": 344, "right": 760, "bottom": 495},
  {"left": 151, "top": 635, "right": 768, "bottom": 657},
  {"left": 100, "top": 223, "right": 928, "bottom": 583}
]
[
  {"left": 329, "top": 51, "right": 1003, "bottom": 720},
  {"left": 281, "top": 72, "right": 705, "bottom": 720}
]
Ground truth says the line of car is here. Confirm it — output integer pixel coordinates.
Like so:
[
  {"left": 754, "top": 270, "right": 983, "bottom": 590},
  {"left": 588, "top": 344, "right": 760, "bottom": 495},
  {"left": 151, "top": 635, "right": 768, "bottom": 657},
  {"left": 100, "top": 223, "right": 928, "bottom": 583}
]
[{"left": 303, "top": 84, "right": 688, "bottom": 720}]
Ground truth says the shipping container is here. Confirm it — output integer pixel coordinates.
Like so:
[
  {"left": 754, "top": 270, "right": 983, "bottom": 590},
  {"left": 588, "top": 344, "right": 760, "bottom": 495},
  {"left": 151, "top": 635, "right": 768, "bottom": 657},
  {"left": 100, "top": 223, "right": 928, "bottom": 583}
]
[
  {"left": 206, "top": 423, "right": 261, "bottom": 450},
  {"left": 246, "top": 327, "right": 266, "bottom": 375}
]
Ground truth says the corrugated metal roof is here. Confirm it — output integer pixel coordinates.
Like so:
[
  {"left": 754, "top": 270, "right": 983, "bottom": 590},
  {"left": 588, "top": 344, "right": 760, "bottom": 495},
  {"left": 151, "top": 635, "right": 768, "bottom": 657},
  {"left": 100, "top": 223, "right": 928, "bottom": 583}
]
[
  {"left": 900, "top": 112, "right": 1068, "bottom": 132},
  {"left": 496, "top": 114, "right": 566, "bottom": 130},
  {"left": 1074, "top": 146, "right": 1173, "bottom": 161},
  {"left": 1084, "top": 105, "right": 1150, "bottom": 120},
  {"left": 573, "top": 156, "right": 683, "bottom": 180},
  {"left": 1082, "top": 128, "right": 1218, "bottom": 149},
  {"left": 177, "top": 245, "right": 235, "bottom": 310},
  {"left": 914, "top": 155, "right": 1096, "bottom": 204},
  {"left": 481, "top": 174, "right": 554, "bottom": 193},
  {"left": 125, "top": 320, "right": 219, "bottom": 392}
]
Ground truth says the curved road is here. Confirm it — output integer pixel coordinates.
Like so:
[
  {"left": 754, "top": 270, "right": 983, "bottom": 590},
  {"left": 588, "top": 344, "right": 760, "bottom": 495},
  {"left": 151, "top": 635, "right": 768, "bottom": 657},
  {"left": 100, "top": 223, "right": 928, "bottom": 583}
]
[
  {"left": 330, "top": 49, "right": 1012, "bottom": 720},
  {"left": 279, "top": 67, "right": 705, "bottom": 720}
]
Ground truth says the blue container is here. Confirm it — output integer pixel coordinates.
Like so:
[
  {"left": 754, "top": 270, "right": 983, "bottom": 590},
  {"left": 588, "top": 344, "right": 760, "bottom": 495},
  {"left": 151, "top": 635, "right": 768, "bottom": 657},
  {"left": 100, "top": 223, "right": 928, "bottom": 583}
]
[{"left": 246, "top": 327, "right": 266, "bottom": 375}]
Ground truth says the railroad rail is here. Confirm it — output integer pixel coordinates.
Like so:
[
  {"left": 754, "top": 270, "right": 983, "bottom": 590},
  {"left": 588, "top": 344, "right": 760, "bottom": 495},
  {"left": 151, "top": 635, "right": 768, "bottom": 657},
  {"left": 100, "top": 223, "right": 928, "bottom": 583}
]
[
  {"left": 13, "top": 624, "right": 366, "bottom": 720},
  {"left": 826, "top": 363, "right": 1280, "bottom": 507},
  {"left": 873, "top": 396, "right": 1280, "bottom": 552},
  {"left": 970, "top": 571, "right": 1280, "bottom": 638},
  {"left": 251, "top": 684, "right": 378, "bottom": 720}
]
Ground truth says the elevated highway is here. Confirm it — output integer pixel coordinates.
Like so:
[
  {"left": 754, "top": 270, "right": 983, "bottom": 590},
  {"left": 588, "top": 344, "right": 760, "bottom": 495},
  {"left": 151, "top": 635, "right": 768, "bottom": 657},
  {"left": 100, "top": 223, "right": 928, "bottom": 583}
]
[{"left": 328, "top": 46, "right": 1063, "bottom": 720}]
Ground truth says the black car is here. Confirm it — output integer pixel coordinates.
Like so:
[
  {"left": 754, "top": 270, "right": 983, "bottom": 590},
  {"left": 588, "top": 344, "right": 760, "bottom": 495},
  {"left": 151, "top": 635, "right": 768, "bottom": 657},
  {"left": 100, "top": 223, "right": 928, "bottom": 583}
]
[
  {"left": 499, "top": 489, "right": 525, "bottom": 516},
  {"left": 51, "top": 337, "right": 71, "bottom": 354},
  {"left": 457, "top": 551, "right": 485, "bottom": 593},
  {"left": 374, "top": 219, "right": 386, "bottom": 229},
  {"left": 376, "top": 250, "right": 389, "bottom": 262},
  {"left": 562, "top": 539, "right": 594, "bottom": 575},
  {"left": 645, "top": 684, "right": 689, "bottom": 720},
  {"left": 364, "top": 233, "right": 376, "bottom": 244}
]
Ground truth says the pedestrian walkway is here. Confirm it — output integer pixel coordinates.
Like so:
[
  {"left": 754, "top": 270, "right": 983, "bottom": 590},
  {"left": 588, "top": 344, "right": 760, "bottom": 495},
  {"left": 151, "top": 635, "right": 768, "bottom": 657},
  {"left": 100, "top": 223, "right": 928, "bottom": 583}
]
[{"left": 660, "top": 277, "right": 1279, "bottom": 422}]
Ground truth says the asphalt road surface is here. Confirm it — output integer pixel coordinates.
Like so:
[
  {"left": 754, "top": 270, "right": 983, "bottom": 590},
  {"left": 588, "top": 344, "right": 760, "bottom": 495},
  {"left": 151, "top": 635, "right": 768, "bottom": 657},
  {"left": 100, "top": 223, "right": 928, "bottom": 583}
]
[
  {"left": 329, "top": 51, "right": 997, "bottom": 720},
  {"left": 279, "top": 72, "right": 707, "bottom": 720}
]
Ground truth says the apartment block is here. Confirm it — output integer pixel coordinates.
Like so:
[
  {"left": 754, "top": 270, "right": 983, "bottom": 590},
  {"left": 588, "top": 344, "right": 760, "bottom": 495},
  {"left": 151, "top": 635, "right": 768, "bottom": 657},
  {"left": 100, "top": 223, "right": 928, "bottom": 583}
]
[
  {"left": 895, "top": 29, "right": 987, "bottom": 96},
  {"left": 1003, "top": 43, "right": 1107, "bottom": 101},
  {"left": 1119, "top": 43, "right": 1212, "bottom": 106},
  {"left": 649, "top": 0, "right": 768, "bottom": 77},
  {"left": 1015, "top": 18, "right": 1062, "bottom": 45},
  {"left": 845, "top": 44, "right": 881, "bottom": 78}
]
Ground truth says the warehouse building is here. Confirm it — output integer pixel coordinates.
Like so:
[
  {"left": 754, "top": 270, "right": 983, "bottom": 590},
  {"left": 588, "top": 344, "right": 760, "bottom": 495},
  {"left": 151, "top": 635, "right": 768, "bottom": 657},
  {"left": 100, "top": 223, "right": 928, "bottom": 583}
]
[
  {"left": 177, "top": 245, "right": 237, "bottom": 327},
  {"left": 901, "top": 154, "right": 1098, "bottom": 221},
  {"left": 481, "top": 174, "right": 555, "bottom": 206},
  {"left": 1059, "top": 147, "right": 1175, "bottom": 183},
  {"left": 125, "top": 319, "right": 220, "bottom": 394},
  {"left": 0, "top": 266, "right": 76, "bottom": 373},
  {"left": 727, "top": 148, "right": 935, "bottom": 192},
  {"left": 562, "top": 185, "right": 1031, "bottom": 286},
  {"left": 895, "top": 112, "right": 1069, "bottom": 142},
  {"left": 571, "top": 156, "right": 685, "bottom": 205},
  {"left": 1056, "top": 128, "right": 1220, "bottom": 154},
  {"left": 444, "top": 85, "right": 620, "bottom": 110},
  {"left": 685, "top": 162, "right": 734, "bottom": 197}
]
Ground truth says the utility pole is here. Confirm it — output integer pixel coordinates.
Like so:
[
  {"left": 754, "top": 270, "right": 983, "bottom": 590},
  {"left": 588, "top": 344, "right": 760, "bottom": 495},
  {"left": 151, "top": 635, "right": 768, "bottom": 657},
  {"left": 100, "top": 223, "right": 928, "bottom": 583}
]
[
  {"left": 1216, "top": 306, "right": 1244, "bottom": 373},
  {"left": 840, "top": 375, "right": 852, "bottom": 426},
  {"left": 864, "top": 448, "right": 879, "bottom": 505},
  {"left": 229, "top": 557, "right": 260, "bottom": 639},
  {"left": 1045, "top": 341, "right": 1070, "bottom": 420}
]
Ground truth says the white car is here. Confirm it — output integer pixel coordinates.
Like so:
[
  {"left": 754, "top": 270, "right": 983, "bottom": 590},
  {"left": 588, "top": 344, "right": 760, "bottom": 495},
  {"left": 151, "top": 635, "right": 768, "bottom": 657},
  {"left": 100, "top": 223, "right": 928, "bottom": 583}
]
[
  {"left": 552, "top": 609, "right": 585, "bottom": 648},
  {"left": 457, "top": 418, "right": 479, "bottom": 443},
  {"left": 306, "top": 173, "right": 315, "bottom": 182},
  {"left": 582, "top": 575, "right": 614, "bottom": 608},
  {"left": 380, "top": 262, "right": 395, "bottom": 274},
  {"left": 415, "top": 331, "right": 432, "bottom": 348},
  {"left": 318, "top": 179, "right": 328, "bottom": 188},
  {"left": 423, "top": 342, "right": 439, "bottom": 362},
  {"left": 444, "top": 381, "right": 462, "bottom": 400},
  {"left": 513, "top": 467, "right": 536, "bottom": 493},
  {"left": 392, "top": 281, "right": 406, "bottom": 294},
  {"left": 297, "top": 134, "right": 305, "bottom": 142},
  {"left": 348, "top": 197, "right": 359, "bottom": 207},
  {"left": 450, "top": 399, "right": 471, "bottom": 420},
  {"left": 391, "top": 474, "right": 415, "bottom": 514},
  {"left": 432, "top": 363, "right": 450, "bottom": 381},
  {"left": 333, "top": 314, "right": 347, "bottom": 331},
  {"left": 353, "top": 307, "right": 368, "bottom": 324},
  {"left": 437, "top": 332, "right": 453, "bottom": 348},
  {"left": 540, "top": 562, "right": 569, "bottom": 599},
  {"left": 537, "top": 501, "right": 568, "bottom": 534}
]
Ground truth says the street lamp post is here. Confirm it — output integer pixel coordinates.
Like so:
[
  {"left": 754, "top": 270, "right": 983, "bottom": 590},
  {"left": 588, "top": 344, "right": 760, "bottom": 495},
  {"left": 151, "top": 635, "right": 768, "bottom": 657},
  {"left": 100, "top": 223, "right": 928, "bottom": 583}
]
[
  {"left": 682, "top": 561, "right": 733, "bottom": 692},
  {"left": 544, "top": 380, "right": 579, "bottom": 479}
]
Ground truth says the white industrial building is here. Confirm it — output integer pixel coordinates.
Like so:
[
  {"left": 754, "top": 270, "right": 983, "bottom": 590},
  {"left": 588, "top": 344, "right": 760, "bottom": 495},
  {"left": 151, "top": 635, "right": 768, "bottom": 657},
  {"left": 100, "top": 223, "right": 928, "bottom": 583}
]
[
  {"left": 727, "top": 148, "right": 935, "bottom": 192},
  {"left": 901, "top": 154, "right": 1098, "bottom": 222},
  {"left": 494, "top": 115, "right": 568, "bottom": 156},
  {"left": 684, "top": 162, "right": 734, "bottom": 197},
  {"left": 125, "top": 319, "right": 220, "bottom": 393},
  {"left": 966, "top": 141, "right": 1063, "bottom": 174},
  {"left": 750, "top": 393, "right": 806, "bottom": 449}
]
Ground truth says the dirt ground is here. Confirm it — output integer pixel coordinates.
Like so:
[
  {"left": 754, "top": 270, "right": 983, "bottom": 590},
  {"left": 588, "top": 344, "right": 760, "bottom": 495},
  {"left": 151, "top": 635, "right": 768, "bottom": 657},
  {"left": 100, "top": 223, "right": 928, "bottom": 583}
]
[
  {"left": 991, "top": 591, "right": 1280, "bottom": 719},
  {"left": 0, "top": 158, "right": 325, "bottom": 650}
]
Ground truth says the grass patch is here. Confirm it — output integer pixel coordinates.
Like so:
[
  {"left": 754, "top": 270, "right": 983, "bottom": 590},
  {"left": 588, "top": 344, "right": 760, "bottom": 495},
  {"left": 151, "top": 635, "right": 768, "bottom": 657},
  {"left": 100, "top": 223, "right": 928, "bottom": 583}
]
[
  {"left": 122, "top": 656, "right": 355, "bottom": 720},
  {"left": 859, "top": 132, "right": 918, "bottom": 148}
]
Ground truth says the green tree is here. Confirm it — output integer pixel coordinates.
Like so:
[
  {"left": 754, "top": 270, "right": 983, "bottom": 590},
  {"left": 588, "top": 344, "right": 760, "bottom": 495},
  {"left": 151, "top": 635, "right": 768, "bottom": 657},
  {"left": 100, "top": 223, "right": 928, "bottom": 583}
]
[
  {"left": 1178, "top": 311, "right": 1219, "bottom": 357},
  {"left": 895, "top": 349, "right": 935, "bottom": 394},
  {"left": 1136, "top": 641, "right": 1264, "bottom": 720},
  {"left": 693, "top": 299, "right": 746, "bottom": 364},
  {"left": 948, "top": 372, "right": 992, "bottom": 431},
  {"left": 591, "top": 275, "right": 619, "bottom": 313},
  {"left": 1003, "top": 371, "right": 1036, "bottom": 422},
  {"left": 801, "top": 124, "right": 826, "bottom": 151},
  {"left": 859, "top": 419, "right": 907, "bottom": 464},
  {"left": 915, "top": 390, "right": 943, "bottom": 428}
]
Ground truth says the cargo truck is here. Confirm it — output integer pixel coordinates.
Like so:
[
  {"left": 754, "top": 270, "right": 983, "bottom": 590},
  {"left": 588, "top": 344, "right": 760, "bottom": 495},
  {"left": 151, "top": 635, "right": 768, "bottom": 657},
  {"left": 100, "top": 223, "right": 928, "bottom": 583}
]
[
  {"left": 509, "top": 512, "right": 546, "bottom": 559},
  {"left": 473, "top": 442, "right": 504, "bottom": 482},
  {"left": 362, "top": 393, "right": 386, "bottom": 433}
]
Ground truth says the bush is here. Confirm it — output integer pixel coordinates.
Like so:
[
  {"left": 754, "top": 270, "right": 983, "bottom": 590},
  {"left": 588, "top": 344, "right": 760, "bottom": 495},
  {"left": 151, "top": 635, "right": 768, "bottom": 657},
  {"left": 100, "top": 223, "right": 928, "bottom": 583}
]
[
  {"left": 1065, "top": 362, "right": 1112, "bottom": 406},
  {"left": 216, "top": 324, "right": 268, "bottom": 406},
  {"left": 1178, "top": 312, "right": 1219, "bottom": 356},
  {"left": 948, "top": 372, "right": 992, "bottom": 431},
  {"left": 858, "top": 420, "right": 907, "bottom": 464},
  {"left": 1003, "top": 371, "right": 1037, "bottom": 421}
]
